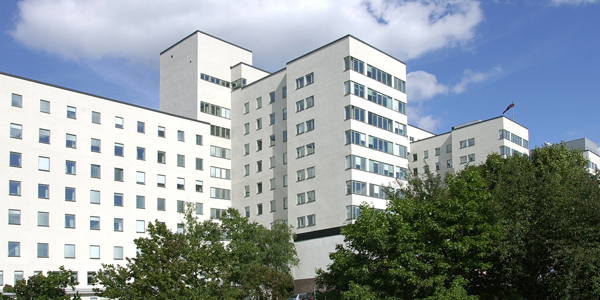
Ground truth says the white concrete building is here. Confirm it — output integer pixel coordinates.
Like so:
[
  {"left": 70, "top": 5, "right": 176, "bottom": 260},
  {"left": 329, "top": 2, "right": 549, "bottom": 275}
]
[
  {"left": 564, "top": 138, "right": 600, "bottom": 172},
  {"left": 0, "top": 71, "right": 230, "bottom": 296},
  {"left": 409, "top": 117, "right": 530, "bottom": 177}
]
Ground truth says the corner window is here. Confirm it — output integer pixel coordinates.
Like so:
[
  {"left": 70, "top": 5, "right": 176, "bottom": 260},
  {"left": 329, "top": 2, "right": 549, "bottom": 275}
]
[{"left": 115, "top": 117, "right": 124, "bottom": 129}]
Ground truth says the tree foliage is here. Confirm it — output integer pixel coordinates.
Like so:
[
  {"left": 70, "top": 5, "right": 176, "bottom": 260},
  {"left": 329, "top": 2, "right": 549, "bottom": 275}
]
[
  {"left": 317, "top": 144, "right": 600, "bottom": 299},
  {"left": 94, "top": 206, "right": 297, "bottom": 299},
  {"left": 1, "top": 266, "right": 80, "bottom": 300}
]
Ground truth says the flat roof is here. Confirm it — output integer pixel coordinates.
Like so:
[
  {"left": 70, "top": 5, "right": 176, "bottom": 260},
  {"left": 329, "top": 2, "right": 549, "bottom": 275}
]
[{"left": 0, "top": 71, "right": 211, "bottom": 126}]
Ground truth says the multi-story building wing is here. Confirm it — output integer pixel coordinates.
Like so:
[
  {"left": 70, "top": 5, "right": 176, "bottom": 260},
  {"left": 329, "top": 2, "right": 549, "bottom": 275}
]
[
  {"left": 409, "top": 116, "right": 529, "bottom": 177},
  {"left": 0, "top": 71, "right": 227, "bottom": 295},
  {"left": 564, "top": 138, "right": 600, "bottom": 172}
]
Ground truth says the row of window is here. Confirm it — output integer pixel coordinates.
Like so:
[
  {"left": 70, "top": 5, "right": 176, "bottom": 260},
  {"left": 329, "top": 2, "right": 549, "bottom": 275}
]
[
  {"left": 210, "top": 125, "right": 230, "bottom": 139},
  {"left": 343, "top": 56, "right": 406, "bottom": 93},
  {"left": 7, "top": 242, "right": 125, "bottom": 261},
  {"left": 344, "top": 81, "right": 406, "bottom": 114},
  {"left": 500, "top": 129, "right": 529, "bottom": 148},
  {"left": 499, "top": 146, "right": 526, "bottom": 158},
  {"left": 243, "top": 92, "right": 279, "bottom": 114},
  {"left": 200, "top": 73, "right": 230, "bottom": 88},
  {"left": 296, "top": 96, "right": 314, "bottom": 112},
  {"left": 296, "top": 72, "right": 315, "bottom": 89},
  {"left": 297, "top": 166, "right": 316, "bottom": 181},
  {"left": 200, "top": 101, "right": 231, "bottom": 119},
  {"left": 296, "top": 119, "right": 315, "bottom": 135},
  {"left": 345, "top": 155, "right": 408, "bottom": 180},
  {"left": 297, "top": 214, "right": 316, "bottom": 228},
  {"left": 345, "top": 130, "right": 408, "bottom": 158},
  {"left": 344, "top": 105, "right": 407, "bottom": 136},
  {"left": 346, "top": 180, "right": 395, "bottom": 199},
  {"left": 296, "top": 142, "right": 315, "bottom": 158}
]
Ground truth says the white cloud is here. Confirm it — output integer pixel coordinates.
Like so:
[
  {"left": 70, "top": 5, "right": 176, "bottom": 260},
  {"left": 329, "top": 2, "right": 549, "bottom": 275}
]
[
  {"left": 551, "top": 0, "right": 599, "bottom": 5},
  {"left": 10, "top": 0, "right": 484, "bottom": 69},
  {"left": 408, "top": 105, "right": 441, "bottom": 132},
  {"left": 451, "top": 66, "right": 502, "bottom": 94},
  {"left": 406, "top": 70, "right": 449, "bottom": 102}
]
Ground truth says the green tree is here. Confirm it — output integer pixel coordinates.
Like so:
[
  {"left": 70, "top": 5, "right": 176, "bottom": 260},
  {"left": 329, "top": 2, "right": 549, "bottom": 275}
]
[
  {"left": 317, "top": 167, "right": 502, "bottom": 300},
  {"left": 478, "top": 144, "right": 600, "bottom": 299},
  {"left": 94, "top": 206, "right": 297, "bottom": 299},
  {"left": 1, "top": 266, "right": 80, "bottom": 300}
]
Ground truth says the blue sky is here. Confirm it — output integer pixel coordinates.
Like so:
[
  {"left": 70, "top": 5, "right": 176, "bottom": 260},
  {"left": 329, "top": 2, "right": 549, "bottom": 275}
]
[{"left": 1, "top": 0, "right": 599, "bottom": 149}]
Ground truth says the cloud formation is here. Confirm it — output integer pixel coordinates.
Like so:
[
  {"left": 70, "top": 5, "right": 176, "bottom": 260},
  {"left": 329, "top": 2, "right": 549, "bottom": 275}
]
[
  {"left": 452, "top": 66, "right": 502, "bottom": 94},
  {"left": 10, "top": 0, "right": 484, "bottom": 69},
  {"left": 406, "top": 70, "right": 449, "bottom": 102},
  {"left": 551, "top": 0, "right": 599, "bottom": 5},
  {"left": 408, "top": 105, "right": 442, "bottom": 132}
]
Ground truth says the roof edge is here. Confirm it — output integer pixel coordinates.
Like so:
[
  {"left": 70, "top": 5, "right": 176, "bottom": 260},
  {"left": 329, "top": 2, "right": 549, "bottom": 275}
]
[{"left": 160, "top": 30, "right": 252, "bottom": 55}]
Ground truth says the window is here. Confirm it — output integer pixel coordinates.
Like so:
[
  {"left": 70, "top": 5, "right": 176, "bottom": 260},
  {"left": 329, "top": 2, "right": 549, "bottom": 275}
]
[
  {"left": 269, "top": 92, "right": 275, "bottom": 103},
  {"left": 177, "top": 200, "right": 185, "bottom": 213},
  {"left": 210, "top": 125, "right": 230, "bottom": 139},
  {"left": 39, "top": 128, "right": 50, "bottom": 144},
  {"left": 211, "top": 208, "right": 227, "bottom": 220},
  {"left": 177, "top": 154, "right": 185, "bottom": 167},
  {"left": 114, "top": 193, "right": 123, "bottom": 206},
  {"left": 296, "top": 77, "right": 305, "bottom": 89},
  {"left": 257, "top": 203, "right": 263, "bottom": 215},
  {"left": 396, "top": 167, "right": 408, "bottom": 180},
  {"left": 270, "top": 200, "right": 276, "bottom": 212},
  {"left": 244, "top": 102, "right": 249, "bottom": 114},
  {"left": 244, "top": 123, "right": 250, "bottom": 135},
  {"left": 446, "top": 144, "right": 452, "bottom": 153},
  {"left": 67, "top": 106, "right": 76, "bottom": 119},
  {"left": 92, "top": 111, "right": 101, "bottom": 124},
  {"left": 61, "top": 161, "right": 73, "bottom": 176},
  {"left": 114, "top": 246, "right": 124, "bottom": 260},
  {"left": 91, "top": 138, "right": 101, "bottom": 152},
  {"left": 90, "top": 216, "right": 100, "bottom": 230},
  {"left": 136, "top": 195, "right": 145, "bottom": 209},
  {"left": 307, "top": 214, "right": 316, "bottom": 226},
  {"left": 296, "top": 123, "right": 305, "bottom": 135},
  {"left": 65, "top": 214, "right": 75, "bottom": 228},
  {"left": 177, "top": 223, "right": 184, "bottom": 234},
  {"left": 14, "top": 271, "right": 23, "bottom": 284},
  {"left": 270, "top": 178, "right": 276, "bottom": 190},
  {"left": 269, "top": 156, "right": 276, "bottom": 169},
  {"left": 12, "top": 93, "right": 22, "bottom": 107},
  {"left": 468, "top": 153, "right": 476, "bottom": 162},
  {"left": 195, "top": 158, "right": 203, "bottom": 170},
  {"left": 244, "top": 164, "right": 250, "bottom": 176},
  {"left": 157, "top": 198, "right": 165, "bottom": 211},
  {"left": 196, "top": 134, "right": 203, "bottom": 145},
  {"left": 244, "top": 143, "right": 250, "bottom": 155},
  {"left": 344, "top": 81, "right": 365, "bottom": 98},
  {"left": 307, "top": 166, "right": 316, "bottom": 178},
  {"left": 9, "top": 152, "right": 21, "bottom": 167},
  {"left": 91, "top": 164, "right": 100, "bottom": 178},
  {"left": 114, "top": 168, "right": 123, "bottom": 182},
  {"left": 447, "top": 159, "right": 453, "bottom": 168},
  {"left": 137, "top": 121, "right": 145, "bottom": 133},
  {"left": 283, "top": 130, "right": 288, "bottom": 142},
  {"left": 195, "top": 202, "right": 203, "bottom": 215},
  {"left": 306, "top": 143, "right": 315, "bottom": 155},
  {"left": 210, "top": 187, "right": 231, "bottom": 200},
  {"left": 460, "top": 155, "right": 467, "bottom": 164},
  {"left": 306, "top": 72, "right": 314, "bottom": 85},
  {"left": 10, "top": 123, "right": 22, "bottom": 139},
  {"left": 39, "top": 156, "right": 50, "bottom": 171},
  {"left": 257, "top": 160, "right": 262, "bottom": 172},
  {"left": 245, "top": 206, "right": 250, "bottom": 217},
  {"left": 65, "top": 187, "right": 75, "bottom": 201},
  {"left": 435, "top": 147, "right": 441, "bottom": 156},
  {"left": 38, "top": 184, "right": 49, "bottom": 198},
  {"left": 435, "top": 162, "right": 440, "bottom": 171},
  {"left": 297, "top": 216, "right": 306, "bottom": 228},
  {"left": 9, "top": 180, "right": 21, "bottom": 196},
  {"left": 270, "top": 135, "right": 276, "bottom": 147},
  {"left": 283, "top": 108, "right": 287, "bottom": 119},
  {"left": 8, "top": 210, "right": 20, "bottom": 225},
  {"left": 115, "top": 143, "right": 124, "bottom": 156},
  {"left": 283, "top": 152, "right": 287, "bottom": 164},
  {"left": 136, "top": 220, "right": 145, "bottom": 233},
  {"left": 282, "top": 86, "right": 287, "bottom": 98},
  {"left": 136, "top": 171, "right": 145, "bottom": 184},
  {"left": 256, "top": 118, "right": 262, "bottom": 130},
  {"left": 244, "top": 185, "right": 250, "bottom": 197},
  {"left": 307, "top": 190, "right": 316, "bottom": 203},
  {"left": 66, "top": 134, "right": 76, "bottom": 148},
  {"left": 460, "top": 140, "right": 467, "bottom": 148},
  {"left": 157, "top": 151, "right": 166, "bottom": 163},
  {"left": 210, "top": 167, "right": 231, "bottom": 179},
  {"left": 344, "top": 56, "right": 365, "bottom": 73},
  {"left": 283, "top": 197, "right": 288, "bottom": 209},
  {"left": 40, "top": 100, "right": 50, "bottom": 113},
  {"left": 270, "top": 113, "right": 275, "bottom": 125},
  {"left": 90, "top": 190, "right": 100, "bottom": 204},
  {"left": 257, "top": 182, "right": 263, "bottom": 194},
  {"left": 36, "top": 243, "right": 49, "bottom": 258},
  {"left": 256, "top": 97, "right": 262, "bottom": 109},
  {"left": 177, "top": 130, "right": 185, "bottom": 142},
  {"left": 8, "top": 242, "right": 20, "bottom": 257},
  {"left": 87, "top": 272, "right": 94, "bottom": 286},
  {"left": 0, "top": 271, "right": 3, "bottom": 285},
  {"left": 424, "top": 150, "right": 429, "bottom": 159},
  {"left": 90, "top": 245, "right": 100, "bottom": 259},
  {"left": 346, "top": 205, "right": 361, "bottom": 220},
  {"left": 114, "top": 218, "right": 123, "bottom": 231},
  {"left": 306, "top": 119, "right": 315, "bottom": 132},
  {"left": 177, "top": 178, "right": 185, "bottom": 190},
  {"left": 115, "top": 117, "right": 123, "bottom": 129},
  {"left": 297, "top": 169, "right": 306, "bottom": 181},
  {"left": 283, "top": 175, "right": 288, "bottom": 187},
  {"left": 38, "top": 212, "right": 49, "bottom": 226},
  {"left": 200, "top": 102, "right": 231, "bottom": 118},
  {"left": 468, "top": 138, "right": 475, "bottom": 147},
  {"left": 346, "top": 180, "right": 367, "bottom": 195},
  {"left": 158, "top": 126, "right": 165, "bottom": 137},
  {"left": 296, "top": 99, "right": 305, "bottom": 112}
]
